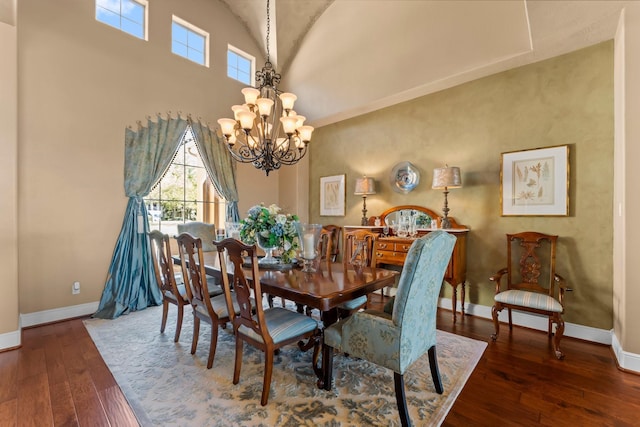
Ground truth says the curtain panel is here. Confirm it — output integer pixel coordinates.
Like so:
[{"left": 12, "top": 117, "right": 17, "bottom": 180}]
[
  {"left": 189, "top": 119, "right": 240, "bottom": 222},
  {"left": 94, "top": 116, "right": 188, "bottom": 319}
]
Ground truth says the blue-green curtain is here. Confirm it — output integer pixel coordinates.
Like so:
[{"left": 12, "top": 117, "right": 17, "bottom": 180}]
[
  {"left": 189, "top": 119, "right": 240, "bottom": 222},
  {"left": 94, "top": 116, "right": 189, "bottom": 319}
]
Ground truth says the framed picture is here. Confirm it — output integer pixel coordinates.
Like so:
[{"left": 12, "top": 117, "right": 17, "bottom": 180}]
[
  {"left": 501, "top": 145, "right": 569, "bottom": 216},
  {"left": 320, "top": 174, "right": 346, "bottom": 216}
]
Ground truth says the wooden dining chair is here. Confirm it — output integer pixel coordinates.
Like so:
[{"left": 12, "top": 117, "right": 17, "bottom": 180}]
[
  {"left": 322, "top": 224, "right": 342, "bottom": 262},
  {"left": 176, "top": 232, "right": 241, "bottom": 369},
  {"left": 337, "top": 229, "right": 379, "bottom": 316},
  {"left": 149, "top": 230, "right": 225, "bottom": 342},
  {"left": 489, "top": 231, "right": 570, "bottom": 359},
  {"left": 214, "top": 238, "right": 321, "bottom": 406},
  {"left": 148, "top": 230, "right": 188, "bottom": 342},
  {"left": 324, "top": 231, "right": 456, "bottom": 427}
]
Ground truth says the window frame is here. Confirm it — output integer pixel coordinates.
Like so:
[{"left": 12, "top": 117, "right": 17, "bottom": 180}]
[
  {"left": 227, "top": 44, "right": 255, "bottom": 86},
  {"left": 95, "top": 0, "right": 149, "bottom": 41},
  {"left": 171, "top": 15, "right": 210, "bottom": 67},
  {"left": 145, "top": 127, "right": 226, "bottom": 235}
]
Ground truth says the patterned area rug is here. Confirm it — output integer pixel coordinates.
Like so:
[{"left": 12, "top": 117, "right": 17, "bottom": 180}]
[{"left": 84, "top": 305, "right": 486, "bottom": 426}]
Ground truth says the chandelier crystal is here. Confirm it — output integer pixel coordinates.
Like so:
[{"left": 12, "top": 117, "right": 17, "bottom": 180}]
[{"left": 217, "top": 0, "right": 313, "bottom": 176}]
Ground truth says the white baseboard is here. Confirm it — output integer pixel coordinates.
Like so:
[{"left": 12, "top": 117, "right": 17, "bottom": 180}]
[
  {"left": 611, "top": 331, "right": 640, "bottom": 373},
  {"left": 439, "top": 298, "right": 639, "bottom": 373},
  {"left": 0, "top": 329, "right": 20, "bottom": 350},
  {"left": 20, "top": 301, "right": 99, "bottom": 328}
]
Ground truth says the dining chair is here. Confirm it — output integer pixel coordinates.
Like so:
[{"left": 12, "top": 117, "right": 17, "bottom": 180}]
[
  {"left": 176, "top": 232, "right": 241, "bottom": 369},
  {"left": 337, "top": 228, "right": 379, "bottom": 316},
  {"left": 489, "top": 231, "right": 570, "bottom": 359},
  {"left": 148, "top": 230, "right": 188, "bottom": 342},
  {"left": 177, "top": 221, "right": 217, "bottom": 252},
  {"left": 322, "top": 224, "right": 342, "bottom": 262},
  {"left": 149, "top": 231, "right": 225, "bottom": 342},
  {"left": 214, "top": 238, "right": 321, "bottom": 406},
  {"left": 324, "top": 231, "right": 456, "bottom": 427}
]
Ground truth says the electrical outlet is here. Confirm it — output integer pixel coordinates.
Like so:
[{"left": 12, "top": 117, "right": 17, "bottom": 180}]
[{"left": 72, "top": 281, "right": 80, "bottom": 295}]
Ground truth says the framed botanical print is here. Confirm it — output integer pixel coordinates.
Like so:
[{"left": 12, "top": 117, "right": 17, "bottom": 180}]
[
  {"left": 320, "top": 174, "right": 346, "bottom": 216},
  {"left": 501, "top": 145, "right": 569, "bottom": 216}
]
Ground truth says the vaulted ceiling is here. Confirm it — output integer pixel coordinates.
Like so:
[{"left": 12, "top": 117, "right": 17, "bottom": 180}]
[{"left": 219, "top": 0, "right": 628, "bottom": 127}]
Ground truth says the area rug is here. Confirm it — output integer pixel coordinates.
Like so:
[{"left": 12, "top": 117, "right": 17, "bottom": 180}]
[{"left": 84, "top": 305, "right": 486, "bottom": 426}]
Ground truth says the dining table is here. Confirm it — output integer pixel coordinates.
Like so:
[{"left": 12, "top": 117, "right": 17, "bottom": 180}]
[{"left": 176, "top": 251, "right": 399, "bottom": 391}]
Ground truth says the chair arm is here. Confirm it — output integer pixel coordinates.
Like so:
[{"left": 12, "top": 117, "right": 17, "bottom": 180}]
[
  {"left": 555, "top": 273, "right": 572, "bottom": 306},
  {"left": 489, "top": 268, "right": 508, "bottom": 294}
]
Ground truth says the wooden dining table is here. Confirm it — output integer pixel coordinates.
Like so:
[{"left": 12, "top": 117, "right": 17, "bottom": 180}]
[{"left": 180, "top": 252, "right": 399, "bottom": 391}]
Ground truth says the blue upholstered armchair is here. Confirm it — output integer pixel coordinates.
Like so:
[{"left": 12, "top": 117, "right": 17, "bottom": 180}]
[{"left": 324, "top": 230, "right": 456, "bottom": 427}]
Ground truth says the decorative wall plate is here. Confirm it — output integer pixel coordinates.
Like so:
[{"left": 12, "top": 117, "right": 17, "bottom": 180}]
[{"left": 390, "top": 161, "right": 420, "bottom": 193}]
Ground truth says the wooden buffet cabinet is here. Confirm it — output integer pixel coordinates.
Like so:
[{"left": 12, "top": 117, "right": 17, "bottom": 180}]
[{"left": 344, "top": 205, "right": 469, "bottom": 323}]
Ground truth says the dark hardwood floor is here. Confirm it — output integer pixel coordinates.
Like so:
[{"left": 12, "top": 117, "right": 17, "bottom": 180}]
[{"left": 1, "top": 295, "right": 639, "bottom": 426}]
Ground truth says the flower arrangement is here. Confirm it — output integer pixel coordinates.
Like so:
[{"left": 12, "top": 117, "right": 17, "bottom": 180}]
[{"left": 239, "top": 203, "right": 299, "bottom": 263}]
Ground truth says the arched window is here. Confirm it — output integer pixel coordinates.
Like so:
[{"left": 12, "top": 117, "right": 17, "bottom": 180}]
[{"left": 146, "top": 126, "right": 226, "bottom": 237}]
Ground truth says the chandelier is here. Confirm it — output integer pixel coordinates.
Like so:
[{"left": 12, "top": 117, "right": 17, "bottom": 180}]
[{"left": 217, "top": 0, "right": 313, "bottom": 176}]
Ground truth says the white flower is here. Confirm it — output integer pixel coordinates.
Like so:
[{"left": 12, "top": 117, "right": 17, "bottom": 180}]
[
  {"left": 283, "top": 240, "right": 292, "bottom": 251},
  {"left": 267, "top": 204, "right": 280, "bottom": 216},
  {"left": 275, "top": 214, "right": 287, "bottom": 224}
]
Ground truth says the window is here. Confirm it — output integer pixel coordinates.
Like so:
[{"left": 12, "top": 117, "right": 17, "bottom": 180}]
[
  {"left": 227, "top": 45, "right": 254, "bottom": 85},
  {"left": 172, "top": 16, "right": 209, "bottom": 66},
  {"left": 146, "top": 127, "right": 226, "bottom": 237},
  {"left": 96, "top": 0, "right": 147, "bottom": 40}
]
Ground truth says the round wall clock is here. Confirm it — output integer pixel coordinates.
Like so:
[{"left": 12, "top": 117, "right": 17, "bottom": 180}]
[{"left": 390, "top": 161, "right": 420, "bottom": 193}]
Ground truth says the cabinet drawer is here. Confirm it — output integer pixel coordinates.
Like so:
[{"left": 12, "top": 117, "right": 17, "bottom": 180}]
[
  {"left": 375, "top": 241, "right": 392, "bottom": 251},
  {"left": 375, "top": 251, "right": 405, "bottom": 265},
  {"left": 394, "top": 243, "right": 412, "bottom": 252}
]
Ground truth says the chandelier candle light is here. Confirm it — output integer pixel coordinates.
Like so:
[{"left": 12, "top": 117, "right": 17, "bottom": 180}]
[
  {"left": 354, "top": 176, "right": 376, "bottom": 226},
  {"left": 432, "top": 165, "right": 462, "bottom": 229},
  {"left": 217, "top": 0, "right": 313, "bottom": 176}
]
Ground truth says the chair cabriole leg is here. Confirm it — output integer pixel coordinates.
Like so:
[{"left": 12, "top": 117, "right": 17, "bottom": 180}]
[{"left": 490, "top": 304, "right": 500, "bottom": 341}]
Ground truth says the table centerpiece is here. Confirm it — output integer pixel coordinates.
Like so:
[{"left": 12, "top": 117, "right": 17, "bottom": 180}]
[{"left": 239, "top": 203, "right": 299, "bottom": 265}]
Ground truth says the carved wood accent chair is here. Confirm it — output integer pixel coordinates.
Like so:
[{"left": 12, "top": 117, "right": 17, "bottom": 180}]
[
  {"left": 176, "top": 232, "right": 240, "bottom": 369},
  {"left": 214, "top": 238, "right": 321, "bottom": 406},
  {"left": 324, "top": 231, "right": 456, "bottom": 427},
  {"left": 489, "top": 231, "right": 569, "bottom": 359}
]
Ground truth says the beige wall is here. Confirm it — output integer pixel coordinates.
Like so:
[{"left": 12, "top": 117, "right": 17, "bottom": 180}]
[
  {"left": 14, "top": 0, "right": 272, "bottom": 316},
  {"left": 309, "top": 42, "right": 614, "bottom": 330},
  {"left": 619, "top": 5, "right": 640, "bottom": 354},
  {"left": 0, "top": 19, "right": 18, "bottom": 338}
]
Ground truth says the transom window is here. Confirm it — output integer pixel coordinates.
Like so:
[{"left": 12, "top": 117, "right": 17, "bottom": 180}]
[
  {"left": 172, "top": 16, "right": 209, "bottom": 67},
  {"left": 146, "top": 127, "right": 226, "bottom": 237},
  {"left": 227, "top": 45, "right": 254, "bottom": 85},
  {"left": 96, "top": 0, "right": 147, "bottom": 40}
]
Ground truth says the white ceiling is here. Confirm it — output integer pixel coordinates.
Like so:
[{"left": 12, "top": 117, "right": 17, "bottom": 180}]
[{"left": 219, "top": 0, "right": 628, "bottom": 127}]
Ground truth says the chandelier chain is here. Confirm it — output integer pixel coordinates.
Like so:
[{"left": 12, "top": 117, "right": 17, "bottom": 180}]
[{"left": 266, "top": 0, "right": 271, "bottom": 64}]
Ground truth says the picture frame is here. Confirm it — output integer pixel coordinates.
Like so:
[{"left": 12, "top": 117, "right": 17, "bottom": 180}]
[
  {"left": 320, "top": 174, "right": 346, "bottom": 216},
  {"left": 501, "top": 145, "right": 569, "bottom": 216}
]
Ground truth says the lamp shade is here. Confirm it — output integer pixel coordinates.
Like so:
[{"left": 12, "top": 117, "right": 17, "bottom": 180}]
[
  {"left": 432, "top": 166, "right": 462, "bottom": 189},
  {"left": 354, "top": 177, "right": 376, "bottom": 195}
]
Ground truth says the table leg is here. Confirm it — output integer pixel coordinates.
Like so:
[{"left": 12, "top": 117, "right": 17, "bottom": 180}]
[{"left": 317, "top": 308, "right": 338, "bottom": 390}]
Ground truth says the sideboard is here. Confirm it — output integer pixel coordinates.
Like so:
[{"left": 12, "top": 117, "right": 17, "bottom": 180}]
[{"left": 344, "top": 205, "right": 469, "bottom": 323}]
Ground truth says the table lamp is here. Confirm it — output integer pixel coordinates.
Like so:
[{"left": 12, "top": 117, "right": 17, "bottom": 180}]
[
  {"left": 432, "top": 166, "right": 462, "bottom": 229},
  {"left": 354, "top": 176, "right": 376, "bottom": 226}
]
